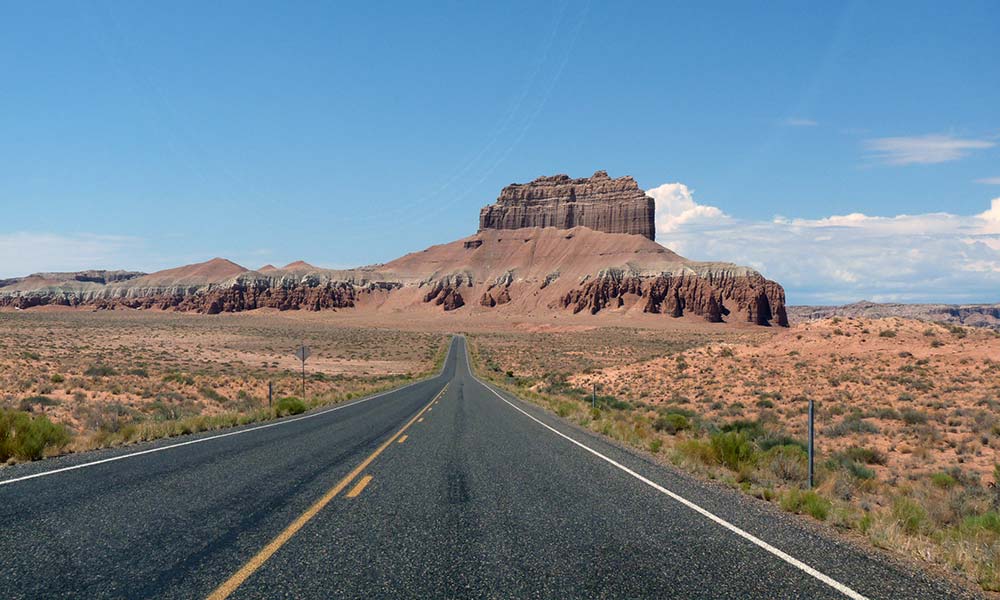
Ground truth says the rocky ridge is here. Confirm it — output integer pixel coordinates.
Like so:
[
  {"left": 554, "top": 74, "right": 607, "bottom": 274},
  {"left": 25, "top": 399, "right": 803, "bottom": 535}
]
[
  {"left": 479, "top": 170, "right": 656, "bottom": 240},
  {"left": 1, "top": 170, "right": 788, "bottom": 326},
  {"left": 788, "top": 301, "right": 1000, "bottom": 330}
]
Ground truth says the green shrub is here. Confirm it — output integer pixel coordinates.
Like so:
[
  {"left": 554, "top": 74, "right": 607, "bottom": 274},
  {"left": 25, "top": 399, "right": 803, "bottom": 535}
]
[
  {"left": 901, "top": 409, "right": 928, "bottom": 425},
  {"left": 0, "top": 409, "right": 72, "bottom": 461},
  {"left": 960, "top": 511, "right": 1000, "bottom": 536},
  {"left": 710, "top": 430, "right": 756, "bottom": 470},
  {"left": 649, "top": 438, "right": 663, "bottom": 453},
  {"left": 827, "top": 415, "right": 879, "bottom": 436},
  {"left": 893, "top": 497, "right": 929, "bottom": 534},
  {"left": 275, "top": 396, "right": 307, "bottom": 417},
  {"left": 930, "top": 472, "right": 957, "bottom": 488},
  {"left": 762, "top": 444, "right": 807, "bottom": 482},
  {"left": 845, "top": 461, "right": 875, "bottom": 480},
  {"left": 676, "top": 439, "right": 715, "bottom": 465},
  {"left": 18, "top": 395, "right": 59, "bottom": 411},
  {"left": 879, "top": 330, "right": 897, "bottom": 338},
  {"left": 720, "top": 419, "right": 766, "bottom": 440},
  {"left": 84, "top": 364, "right": 117, "bottom": 377},
  {"left": 200, "top": 386, "right": 227, "bottom": 403},
  {"left": 653, "top": 412, "right": 691, "bottom": 434},
  {"left": 843, "top": 446, "right": 887, "bottom": 465},
  {"left": 758, "top": 435, "right": 806, "bottom": 452},
  {"left": 781, "top": 488, "right": 830, "bottom": 520},
  {"left": 163, "top": 372, "right": 195, "bottom": 385},
  {"left": 50, "top": 374, "right": 65, "bottom": 384}
]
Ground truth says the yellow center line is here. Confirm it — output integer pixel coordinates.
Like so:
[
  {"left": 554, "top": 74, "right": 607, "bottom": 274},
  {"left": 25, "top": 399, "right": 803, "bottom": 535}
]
[
  {"left": 397, "top": 435, "right": 408, "bottom": 444},
  {"left": 345, "top": 475, "right": 373, "bottom": 498},
  {"left": 206, "top": 382, "right": 448, "bottom": 600}
]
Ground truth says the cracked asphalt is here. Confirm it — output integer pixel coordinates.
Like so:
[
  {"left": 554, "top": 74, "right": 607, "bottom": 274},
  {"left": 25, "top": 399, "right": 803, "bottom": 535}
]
[{"left": 0, "top": 337, "right": 980, "bottom": 599}]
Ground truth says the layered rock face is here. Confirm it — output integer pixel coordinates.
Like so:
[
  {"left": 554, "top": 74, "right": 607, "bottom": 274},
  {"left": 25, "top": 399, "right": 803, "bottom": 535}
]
[
  {"left": 788, "top": 301, "right": 1000, "bottom": 330},
  {"left": 558, "top": 267, "right": 788, "bottom": 326},
  {"left": 479, "top": 170, "right": 656, "bottom": 240},
  {"left": 0, "top": 265, "right": 400, "bottom": 313},
  {"left": 0, "top": 169, "right": 789, "bottom": 326}
]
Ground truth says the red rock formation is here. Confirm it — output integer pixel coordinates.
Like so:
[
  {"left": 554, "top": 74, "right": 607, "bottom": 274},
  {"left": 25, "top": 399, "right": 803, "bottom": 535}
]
[
  {"left": 559, "top": 267, "right": 787, "bottom": 326},
  {"left": 479, "top": 170, "right": 656, "bottom": 240}
]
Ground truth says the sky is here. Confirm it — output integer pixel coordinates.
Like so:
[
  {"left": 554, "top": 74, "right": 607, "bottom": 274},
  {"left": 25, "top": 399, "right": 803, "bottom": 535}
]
[{"left": 1, "top": 1, "right": 998, "bottom": 304}]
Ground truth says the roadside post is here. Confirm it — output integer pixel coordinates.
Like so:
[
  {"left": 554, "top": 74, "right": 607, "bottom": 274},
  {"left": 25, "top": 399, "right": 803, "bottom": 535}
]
[
  {"left": 808, "top": 398, "right": 815, "bottom": 489},
  {"left": 294, "top": 343, "right": 311, "bottom": 401},
  {"left": 268, "top": 381, "right": 273, "bottom": 412},
  {"left": 592, "top": 382, "right": 597, "bottom": 409}
]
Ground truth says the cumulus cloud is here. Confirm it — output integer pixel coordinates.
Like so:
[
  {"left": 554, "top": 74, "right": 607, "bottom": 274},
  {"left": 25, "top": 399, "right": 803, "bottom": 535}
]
[
  {"left": 647, "top": 182, "right": 727, "bottom": 235},
  {"left": 864, "top": 134, "right": 994, "bottom": 165},
  {"left": 648, "top": 185, "right": 1000, "bottom": 305}
]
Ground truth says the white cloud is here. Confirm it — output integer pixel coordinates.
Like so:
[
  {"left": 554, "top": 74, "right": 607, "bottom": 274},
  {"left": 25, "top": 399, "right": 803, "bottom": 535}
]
[
  {"left": 648, "top": 185, "right": 1000, "bottom": 305},
  {"left": 784, "top": 117, "right": 818, "bottom": 127},
  {"left": 647, "top": 182, "right": 726, "bottom": 236},
  {"left": 864, "top": 134, "right": 994, "bottom": 165},
  {"left": 979, "top": 198, "right": 1000, "bottom": 234},
  {"left": 975, "top": 177, "right": 1000, "bottom": 185}
]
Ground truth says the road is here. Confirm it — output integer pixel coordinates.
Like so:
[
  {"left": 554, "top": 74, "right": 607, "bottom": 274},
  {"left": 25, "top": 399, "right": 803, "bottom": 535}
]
[{"left": 0, "top": 337, "right": 978, "bottom": 599}]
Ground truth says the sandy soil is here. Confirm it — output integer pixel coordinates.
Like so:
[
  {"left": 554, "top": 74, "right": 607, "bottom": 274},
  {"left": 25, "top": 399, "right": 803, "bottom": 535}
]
[
  {"left": 0, "top": 309, "right": 446, "bottom": 434},
  {"left": 568, "top": 317, "right": 1000, "bottom": 483}
]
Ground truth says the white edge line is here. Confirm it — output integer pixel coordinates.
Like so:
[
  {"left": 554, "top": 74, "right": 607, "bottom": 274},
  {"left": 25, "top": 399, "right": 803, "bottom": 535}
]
[
  {"left": 469, "top": 367, "right": 869, "bottom": 600},
  {"left": 0, "top": 339, "right": 456, "bottom": 488}
]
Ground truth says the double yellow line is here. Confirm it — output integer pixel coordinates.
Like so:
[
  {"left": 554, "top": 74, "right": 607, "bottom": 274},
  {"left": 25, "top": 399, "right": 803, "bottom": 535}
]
[{"left": 206, "top": 383, "right": 449, "bottom": 600}]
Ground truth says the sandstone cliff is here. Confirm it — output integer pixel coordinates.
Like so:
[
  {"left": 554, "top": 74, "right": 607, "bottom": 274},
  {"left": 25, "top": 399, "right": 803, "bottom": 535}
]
[
  {"left": 0, "top": 170, "right": 790, "bottom": 326},
  {"left": 479, "top": 170, "right": 656, "bottom": 240}
]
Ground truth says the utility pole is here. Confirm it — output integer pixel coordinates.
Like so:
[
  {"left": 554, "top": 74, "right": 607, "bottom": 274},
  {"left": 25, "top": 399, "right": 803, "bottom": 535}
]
[
  {"left": 294, "top": 343, "right": 311, "bottom": 401},
  {"left": 808, "top": 398, "right": 815, "bottom": 489}
]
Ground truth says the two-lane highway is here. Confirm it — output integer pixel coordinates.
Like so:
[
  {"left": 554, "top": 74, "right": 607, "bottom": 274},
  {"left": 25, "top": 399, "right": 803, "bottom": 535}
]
[{"left": 0, "top": 337, "right": 979, "bottom": 598}]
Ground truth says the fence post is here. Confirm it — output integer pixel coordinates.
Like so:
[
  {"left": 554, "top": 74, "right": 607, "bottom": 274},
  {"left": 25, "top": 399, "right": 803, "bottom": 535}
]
[{"left": 808, "top": 398, "right": 815, "bottom": 489}]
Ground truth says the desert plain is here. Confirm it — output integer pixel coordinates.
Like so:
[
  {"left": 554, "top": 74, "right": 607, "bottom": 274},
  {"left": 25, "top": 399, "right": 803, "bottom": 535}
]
[{"left": 2, "top": 305, "right": 1000, "bottom": 592}]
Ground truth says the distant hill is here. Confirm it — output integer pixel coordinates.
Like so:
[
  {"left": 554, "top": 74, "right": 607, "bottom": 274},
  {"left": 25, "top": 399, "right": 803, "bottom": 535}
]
[
  {"left": 787, "top": 301, "right": 1000, "bottom": 330},
  {"left": 0, "top": 170, "right": 788, "bottom": 326}
]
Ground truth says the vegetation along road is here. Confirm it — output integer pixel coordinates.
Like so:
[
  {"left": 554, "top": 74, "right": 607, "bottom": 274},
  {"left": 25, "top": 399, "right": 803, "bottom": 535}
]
[{"left": 0, "top": 337, "right": 978, "bottom": 599}]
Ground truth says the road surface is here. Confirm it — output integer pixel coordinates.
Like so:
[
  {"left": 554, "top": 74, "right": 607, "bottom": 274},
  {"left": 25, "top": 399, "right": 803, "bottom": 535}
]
[{"left": 0, "top": 337, "right": 978, "bottom": 599}]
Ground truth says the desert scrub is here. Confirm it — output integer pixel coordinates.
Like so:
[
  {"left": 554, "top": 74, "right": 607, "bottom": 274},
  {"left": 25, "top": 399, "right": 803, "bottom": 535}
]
[
  {"left": 653, "top": 412, "right": 691, "bottom": 434},
  {"left": 892, "top": 497, "right": 930, "bottom": 535},
  {"left": 710, "top": 430, "right": 756, "bottom": 470},
  {"left": 0, "top": 408, "right": 72, "bottom": 462},
  {"left": 760, "top": 444, "right": 807, "bottom": 482},
  {"left": 84, "top": 364, "right": 117, "bottom": 377},
  {"left": 274, "top": 396, "right": 307, "bottom": 417},
  {"left": 781, "top": 488, "right": 831, "bottom": 520},
  {"left": 826, "top": 414, "right": 879, "bottom": 436}
]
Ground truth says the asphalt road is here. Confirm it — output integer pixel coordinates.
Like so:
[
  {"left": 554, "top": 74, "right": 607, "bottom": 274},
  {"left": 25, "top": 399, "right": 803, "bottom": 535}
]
[{"left": 0, "top": 337, "right": 979, "bottom": 599}]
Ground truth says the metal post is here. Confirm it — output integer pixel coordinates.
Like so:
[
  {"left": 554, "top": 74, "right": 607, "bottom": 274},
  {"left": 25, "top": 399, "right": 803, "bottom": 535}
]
[
  {"left": 268, "top": 381, "right": 273, "bottom": 411},
  {"left": 808, "top": 398, "right": 815, "bottom": 489},
  {"left": 301, "top": 358, "right": 306, "bottom": 401},
  {"left": 592, "top": 383, "right": 597, "bottom": 409}
]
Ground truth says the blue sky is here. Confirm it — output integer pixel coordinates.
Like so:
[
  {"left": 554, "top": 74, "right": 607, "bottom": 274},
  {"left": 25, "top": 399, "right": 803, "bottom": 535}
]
[{"left": 2, "top": 1, "right": 998, "bottom": 304}]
